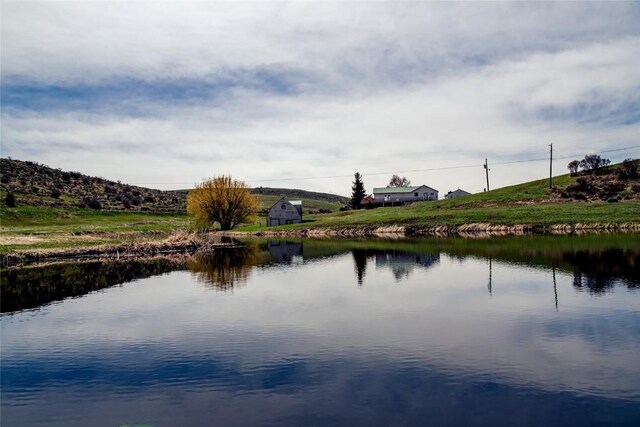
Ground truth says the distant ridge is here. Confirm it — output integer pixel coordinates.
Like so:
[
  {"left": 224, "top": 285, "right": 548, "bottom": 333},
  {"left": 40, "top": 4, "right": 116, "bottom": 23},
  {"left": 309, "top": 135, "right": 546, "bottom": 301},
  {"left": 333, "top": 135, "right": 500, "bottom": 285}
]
[{"left": 251, "top": 187, "right": 349, "bottom": 205}]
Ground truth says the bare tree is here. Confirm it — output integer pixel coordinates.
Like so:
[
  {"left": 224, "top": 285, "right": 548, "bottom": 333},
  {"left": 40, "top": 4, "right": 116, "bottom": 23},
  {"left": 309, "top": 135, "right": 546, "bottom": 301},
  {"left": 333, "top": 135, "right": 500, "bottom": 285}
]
[
  {"left": 567, "top": 160, "right": 580, "bottom": 175},
  {"left": 580, "top": 155, "right": 610, "bottom": 172},
  {"left": 388, "top": 174, "right": 411, "bottom": 187}
]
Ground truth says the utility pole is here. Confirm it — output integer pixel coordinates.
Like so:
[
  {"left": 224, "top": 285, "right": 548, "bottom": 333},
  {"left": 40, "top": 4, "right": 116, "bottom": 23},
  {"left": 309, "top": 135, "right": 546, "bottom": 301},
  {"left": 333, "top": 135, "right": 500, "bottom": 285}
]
[
  {"left": 484, "top": 158, "right": 490, "bottom": 192},
  {"left": 549, "top": 143, "right": 553, "bottom": 189}
]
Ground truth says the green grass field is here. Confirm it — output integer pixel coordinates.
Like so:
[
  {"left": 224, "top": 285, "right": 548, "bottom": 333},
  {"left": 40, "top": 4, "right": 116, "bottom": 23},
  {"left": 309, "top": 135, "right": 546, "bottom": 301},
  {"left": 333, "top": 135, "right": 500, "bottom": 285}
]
[{"left": 0, "top": 204, "right": 189, "bottom": 253}]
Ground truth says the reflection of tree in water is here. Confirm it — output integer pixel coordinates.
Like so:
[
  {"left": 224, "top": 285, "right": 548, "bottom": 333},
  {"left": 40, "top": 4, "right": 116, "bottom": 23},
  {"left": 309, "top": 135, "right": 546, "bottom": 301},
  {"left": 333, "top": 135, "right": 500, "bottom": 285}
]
[
  {"left": 351, "top": 249, "right": 374, "bottom": 286},
  {"left": 187, "top": 246, "right": 260, "bottom": 291},
  {"left": 566, "top": 249, "right": 640, "bottom": 294}
]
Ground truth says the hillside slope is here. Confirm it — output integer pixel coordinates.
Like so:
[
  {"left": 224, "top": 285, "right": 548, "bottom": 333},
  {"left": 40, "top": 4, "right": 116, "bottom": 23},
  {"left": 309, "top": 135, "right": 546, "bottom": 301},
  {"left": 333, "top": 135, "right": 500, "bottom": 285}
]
[
  {"left": 1, "top": 158, "right": 187, "bottom": 212},
  {"left": 0, "top": 158, "right": 349, "bottom": 215},
  {"left": 237, "top": 163, "right": 640, "bottom": 231}
]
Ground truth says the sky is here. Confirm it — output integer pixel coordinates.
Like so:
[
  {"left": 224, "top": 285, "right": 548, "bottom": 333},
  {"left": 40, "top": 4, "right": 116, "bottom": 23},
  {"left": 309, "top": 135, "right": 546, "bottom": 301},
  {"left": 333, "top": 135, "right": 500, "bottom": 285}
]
[{"left": 1, "top": 1, "right": 639, "bottom": 196}]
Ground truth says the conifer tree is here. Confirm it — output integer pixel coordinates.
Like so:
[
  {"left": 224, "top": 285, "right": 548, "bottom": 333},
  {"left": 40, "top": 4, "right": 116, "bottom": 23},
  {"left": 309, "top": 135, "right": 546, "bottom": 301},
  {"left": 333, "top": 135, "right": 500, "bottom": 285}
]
[{"left": 351, "top": 172, "right": 366, "bottom": 209}]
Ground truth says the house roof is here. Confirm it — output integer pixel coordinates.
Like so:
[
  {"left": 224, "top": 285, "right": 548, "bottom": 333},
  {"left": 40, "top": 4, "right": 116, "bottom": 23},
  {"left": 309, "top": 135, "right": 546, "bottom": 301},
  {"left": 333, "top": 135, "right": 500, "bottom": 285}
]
[
  {"left": 290, "top": 200, "right": 302, "bottom": 206},
  {"left": 373, "top": 185, "right": 437, "bottom": 194},
  {"left": 446, "top": 189, "right": 471, "bottom": 195}
]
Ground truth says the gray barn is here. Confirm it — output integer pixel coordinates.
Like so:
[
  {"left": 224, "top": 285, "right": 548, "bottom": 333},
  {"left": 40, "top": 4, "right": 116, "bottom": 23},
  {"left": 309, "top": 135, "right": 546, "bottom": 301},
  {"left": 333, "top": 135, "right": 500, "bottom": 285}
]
[{"left": 267, "top": 198, "right": 302, "bottom": 227}]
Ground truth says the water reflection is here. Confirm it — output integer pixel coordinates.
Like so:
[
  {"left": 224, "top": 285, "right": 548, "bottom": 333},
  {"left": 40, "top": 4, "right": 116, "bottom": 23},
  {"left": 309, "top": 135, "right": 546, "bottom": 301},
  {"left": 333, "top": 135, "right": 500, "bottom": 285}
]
[
  {"left": 375, "top": 251, "right": 440, "bottom": 281},
  {"left": 3, "top": 234, "right": 640, "bottom": 426},
  {"left": 566, "top": 248, "right": 640, "bottom": 294},
  {"left": 350, "top": 249, "right": 440, "bottom": 284},
  {"left": 187, "top": 246, "right": 261, "bottom": 291},
  {"left": 351, "top": 249, "right": 372, "bottom": 286},
  {"left": 0, "top": 256, "right": 187, "bottom": 313},
  {"left": 267, "top": 240, "right": 303, "bottom": 264}
]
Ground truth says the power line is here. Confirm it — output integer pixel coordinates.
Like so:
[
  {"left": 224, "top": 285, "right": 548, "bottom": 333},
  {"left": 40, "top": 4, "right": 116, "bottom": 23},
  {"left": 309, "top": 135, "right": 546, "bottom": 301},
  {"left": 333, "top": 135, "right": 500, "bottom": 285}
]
[{"left": 127, "top": 144, "right": 640, "bottom": 185}]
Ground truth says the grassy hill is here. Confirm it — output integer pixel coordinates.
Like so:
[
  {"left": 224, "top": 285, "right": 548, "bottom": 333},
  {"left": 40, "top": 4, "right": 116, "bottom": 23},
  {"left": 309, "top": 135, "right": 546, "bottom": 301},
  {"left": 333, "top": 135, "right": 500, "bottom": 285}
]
[{"left": 237, "top": 164, "right": 640, "bottom": 231}]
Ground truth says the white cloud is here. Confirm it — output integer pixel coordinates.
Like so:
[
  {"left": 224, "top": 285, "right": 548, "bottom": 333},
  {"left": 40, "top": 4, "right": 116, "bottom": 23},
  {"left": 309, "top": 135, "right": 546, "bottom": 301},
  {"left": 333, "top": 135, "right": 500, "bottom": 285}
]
[{"left": 1, "top": 1, "right": 639, "bottom": 195}]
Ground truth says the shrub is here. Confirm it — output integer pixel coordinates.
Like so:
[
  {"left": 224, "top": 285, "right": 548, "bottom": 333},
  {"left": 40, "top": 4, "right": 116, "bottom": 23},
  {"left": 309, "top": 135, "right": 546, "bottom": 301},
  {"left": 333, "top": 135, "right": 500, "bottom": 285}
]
[
  {"left": 603, "top": 181, "right": 625, "bottom": 194},
  {"left": 618, "top": 158, "right": 639, "bottom": 179},
  {"left": 121, "top": 197, "right": 131, "bottom": 209},
  {"left": 51, "top": 189, "right": 62, "bottom": 199},
  {"left": 82, "top": 196, "right": 102, "bottom": 210},
  {"left": 131, "top": 196, "right": 141, "bottom": 206},
  {"left": 1, "top": 174, "right": 11, "bottom": 184},
  {"left": 5, "top": 192, "right": 16, "bottom": 207},
  {"left": 143, "top": 195, "right": 155, "bottom": 203}
]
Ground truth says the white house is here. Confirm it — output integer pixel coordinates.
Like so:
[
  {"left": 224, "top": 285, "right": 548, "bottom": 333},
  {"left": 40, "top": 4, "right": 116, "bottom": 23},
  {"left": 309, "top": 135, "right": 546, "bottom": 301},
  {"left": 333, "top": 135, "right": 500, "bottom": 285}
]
[
  {"left": 444, "top": 189, "right": 472, "bottom": 199},
  {"left": 372, "top": 185, "right": 438, "bottom": 205}
]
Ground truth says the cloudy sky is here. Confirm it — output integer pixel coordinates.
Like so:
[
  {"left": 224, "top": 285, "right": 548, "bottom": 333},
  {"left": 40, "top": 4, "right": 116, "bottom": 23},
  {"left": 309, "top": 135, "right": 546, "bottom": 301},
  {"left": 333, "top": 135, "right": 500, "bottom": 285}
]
[{"left": 2, "top": 1, "right": 639, "bottom": 196}]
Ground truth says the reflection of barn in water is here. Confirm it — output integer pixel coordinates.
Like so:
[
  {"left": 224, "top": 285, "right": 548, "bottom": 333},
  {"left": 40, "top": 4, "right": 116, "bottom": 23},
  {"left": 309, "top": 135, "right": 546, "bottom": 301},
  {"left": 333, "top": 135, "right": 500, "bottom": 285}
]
[
  {"left": 267, "top": 240, "right": 304, "bottom": 264},
  {"left": 375, "top": 251, "right": 440, "bottom": 281}
]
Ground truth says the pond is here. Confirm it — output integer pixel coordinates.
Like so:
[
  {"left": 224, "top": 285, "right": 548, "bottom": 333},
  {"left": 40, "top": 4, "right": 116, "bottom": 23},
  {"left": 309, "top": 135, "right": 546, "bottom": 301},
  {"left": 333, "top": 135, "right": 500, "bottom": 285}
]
[{"left": 2, "top": 234, "right": 640, "bottom": 426}]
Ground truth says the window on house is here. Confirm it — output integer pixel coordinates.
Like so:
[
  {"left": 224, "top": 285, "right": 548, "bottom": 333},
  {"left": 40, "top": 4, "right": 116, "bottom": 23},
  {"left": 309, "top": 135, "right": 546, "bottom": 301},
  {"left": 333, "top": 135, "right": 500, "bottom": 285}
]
[
  {"left": 281, "top": 204, "right": 286, "bottom": 210},
  {"left": 414, "top": 192, "right": 419, "bottom": 197}
]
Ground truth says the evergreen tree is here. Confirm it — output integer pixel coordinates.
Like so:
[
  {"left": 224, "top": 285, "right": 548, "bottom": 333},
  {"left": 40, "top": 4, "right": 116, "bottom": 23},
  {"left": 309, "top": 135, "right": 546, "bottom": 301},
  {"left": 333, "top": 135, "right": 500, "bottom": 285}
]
[{"left": 351, "top": 172, "right": 366, "bottom": 209}]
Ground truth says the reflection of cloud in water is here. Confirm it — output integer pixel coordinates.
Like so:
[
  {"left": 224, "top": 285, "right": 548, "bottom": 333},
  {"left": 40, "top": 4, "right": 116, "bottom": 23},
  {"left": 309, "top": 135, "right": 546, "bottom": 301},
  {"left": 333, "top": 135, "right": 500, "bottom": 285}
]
[{"left": 187, "top": 247, "right": 260, "bottom": 291}]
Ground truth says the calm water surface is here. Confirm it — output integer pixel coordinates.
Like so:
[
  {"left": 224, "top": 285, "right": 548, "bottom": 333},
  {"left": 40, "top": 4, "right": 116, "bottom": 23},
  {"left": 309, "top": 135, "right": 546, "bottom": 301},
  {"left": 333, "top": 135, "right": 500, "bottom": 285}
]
[{"left": 2, "top": 235, "right": 640, "bottom": 426}]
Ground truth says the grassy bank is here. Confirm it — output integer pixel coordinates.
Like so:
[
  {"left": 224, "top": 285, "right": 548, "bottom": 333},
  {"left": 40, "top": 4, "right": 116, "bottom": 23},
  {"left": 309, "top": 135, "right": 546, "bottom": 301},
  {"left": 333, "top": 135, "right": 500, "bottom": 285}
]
[{"left": 1, "top": 205, "right": 189, "bottom": 253}]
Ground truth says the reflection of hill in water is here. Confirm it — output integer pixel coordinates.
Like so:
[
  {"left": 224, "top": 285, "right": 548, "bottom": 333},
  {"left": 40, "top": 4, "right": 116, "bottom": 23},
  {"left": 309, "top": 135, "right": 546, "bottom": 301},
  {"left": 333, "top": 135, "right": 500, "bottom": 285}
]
[
  {"left": 565, "top": 249, "right": 639, "bottom": 294},
  {"left": 1, "top": 256, "right": 188, "bottom": 313}
]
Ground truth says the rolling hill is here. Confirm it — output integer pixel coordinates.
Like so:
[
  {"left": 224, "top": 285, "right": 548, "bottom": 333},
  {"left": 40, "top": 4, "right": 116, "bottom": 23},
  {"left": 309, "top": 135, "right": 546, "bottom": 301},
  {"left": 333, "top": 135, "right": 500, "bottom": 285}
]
[{"left": 0, "top": 158, "right": 349, "bottom": 215}]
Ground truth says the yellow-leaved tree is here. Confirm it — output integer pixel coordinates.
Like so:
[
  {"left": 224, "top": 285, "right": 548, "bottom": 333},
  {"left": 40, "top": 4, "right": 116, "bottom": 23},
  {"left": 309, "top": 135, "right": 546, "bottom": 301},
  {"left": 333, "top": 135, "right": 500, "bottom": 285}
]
[{"left": 187, "top": 175, "right": 259, "bottom": 230}]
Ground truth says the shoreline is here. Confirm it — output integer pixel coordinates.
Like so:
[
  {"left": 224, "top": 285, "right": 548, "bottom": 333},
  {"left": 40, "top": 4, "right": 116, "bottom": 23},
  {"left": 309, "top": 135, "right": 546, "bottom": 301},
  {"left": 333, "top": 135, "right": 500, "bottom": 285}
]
[
  {"left": 3, "top": 222, "right": 639, "bottom": 268},
  {"left": 229, "top": 221, "right": 640, "bottom": 238}
]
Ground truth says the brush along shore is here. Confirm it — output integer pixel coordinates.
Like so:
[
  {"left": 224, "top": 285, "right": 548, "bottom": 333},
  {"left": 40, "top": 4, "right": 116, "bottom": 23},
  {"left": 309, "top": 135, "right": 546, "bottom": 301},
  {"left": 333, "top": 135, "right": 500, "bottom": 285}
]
[{"left": 0, "top": 232, "right": 242, "bottom": 268}]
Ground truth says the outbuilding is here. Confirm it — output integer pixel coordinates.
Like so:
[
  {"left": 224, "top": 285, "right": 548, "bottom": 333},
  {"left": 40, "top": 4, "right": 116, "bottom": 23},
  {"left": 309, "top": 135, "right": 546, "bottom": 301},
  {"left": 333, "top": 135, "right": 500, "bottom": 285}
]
[
  {"left": 267, "top": 198, "right": 302, "bottom": 227},
  {"left": 444, "top": 189, "right": 472, "bottom": 199}
]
